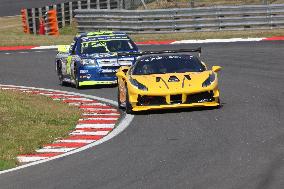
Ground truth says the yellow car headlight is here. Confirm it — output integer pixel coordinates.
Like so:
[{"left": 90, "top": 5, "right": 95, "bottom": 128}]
[
  {"left": 129, "top": 78, "right": 148, "bottom": 91},
  {"left": 202, "top": 73, "right": 216, "bottom": 87}
]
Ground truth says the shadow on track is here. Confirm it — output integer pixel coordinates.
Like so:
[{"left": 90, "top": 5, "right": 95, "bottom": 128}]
[
  {"left": 129, "top": 103, "right": 225, "bottom": 115},
  {"left": 60, "top": 83, "right": 117, "bottom": 90}
]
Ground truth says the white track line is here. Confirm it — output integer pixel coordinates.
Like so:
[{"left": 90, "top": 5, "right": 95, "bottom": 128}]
[
  {"left": 17, "top": 156, "right": 49, "bottom": 163},
  {"left": 36, "top": 148, "right": 76, "bottom": 153},
  {"left": 79, "top": 118, "right": 118, "bottom": 121},
  {"left": 32, "top": 45, "right": 59, "bottom": 50},
  {"left": 70, "top": 130, "right": 109, "bottom": 136},
  {"left": 82, "top": 113, "right": 120, "bottom": 116},
  {"left": 0, "top": 84, "right": 134, "bottom": 175},
  {"left": 171, "top": 38, "right": 264, "bottom": 44},
  {"left": 55, "top": 139, "right": 95, "bottom": 143},
  {"left": 75, "top": 124, "right": 115, "bottom": 129}
]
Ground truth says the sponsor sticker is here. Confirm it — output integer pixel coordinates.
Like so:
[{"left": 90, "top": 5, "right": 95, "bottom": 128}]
[
  {"left": 80, "top": 70, "right": 89, "bottom": 74},
  {"left": 101, "top": 69, "right": 117, "bottom": 73}
]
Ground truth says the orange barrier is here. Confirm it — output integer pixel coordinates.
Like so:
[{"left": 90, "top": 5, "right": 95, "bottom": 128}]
[
  {"left": 46, "top": 9, "right": 59, "bottom": 36},
  {"left": 38, "top": 17, "right": 45, "bottom": 35},
  {"left": 21, "top": 9, "right": 30, "bottom": 34}
]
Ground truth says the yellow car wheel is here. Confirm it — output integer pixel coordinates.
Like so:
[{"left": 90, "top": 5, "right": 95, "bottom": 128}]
[
  {"left": 217, "top": 98, "right": 221, "bottom": 109},
  {"left": 73, "top": 67, "right": 81, "bottom": 89},
  {"left": 117, "top": 83, "right": 125, "bottom": 109},
  {"left": 125, "top": 85, "right": 133, "bottom": 114}
]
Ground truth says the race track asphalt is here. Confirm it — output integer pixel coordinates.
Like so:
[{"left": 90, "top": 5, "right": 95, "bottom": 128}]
[{"left": 0, "top": 42, "right": 283, "bottom": 189}]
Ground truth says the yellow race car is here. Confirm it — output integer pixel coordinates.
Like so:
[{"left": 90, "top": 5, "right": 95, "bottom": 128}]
[{"left": 116, "top": 48, "right": 222, "bottom": 113}]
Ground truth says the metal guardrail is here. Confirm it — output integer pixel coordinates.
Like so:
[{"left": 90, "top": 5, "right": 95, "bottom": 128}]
[
  {"left": 25, "top": 0, "right": 122, "bottom": 34},
  {"left": 123, "top": 0, "right": 273, "bottom": 10},
  {"left": 75, "top": 4, "right": 284, "bottom": 33}
]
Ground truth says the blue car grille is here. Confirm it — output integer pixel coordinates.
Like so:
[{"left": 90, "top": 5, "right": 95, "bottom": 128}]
[
  {"left": 101, "top": 66, "right": 120, "bottom": 70},
  {"left": 100, "top": 72, "right": 116, "bottom": 77}
]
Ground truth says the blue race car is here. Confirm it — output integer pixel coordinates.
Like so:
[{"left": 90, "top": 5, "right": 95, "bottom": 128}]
[{"left": 55, "top": 31, "right": 139, "bottom": 88}]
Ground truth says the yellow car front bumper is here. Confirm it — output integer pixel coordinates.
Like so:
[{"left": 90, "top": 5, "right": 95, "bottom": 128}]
[
  {"left": 132, "top": 101, "right": 219, "bottom": 111},
  {"left": 127, "top": 82, "right": 220, "bottom": 112}
]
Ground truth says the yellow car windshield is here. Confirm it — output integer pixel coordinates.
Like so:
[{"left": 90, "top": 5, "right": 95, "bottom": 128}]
[{"left": 132, "top": 55, "right": 206, "bottom": 75}]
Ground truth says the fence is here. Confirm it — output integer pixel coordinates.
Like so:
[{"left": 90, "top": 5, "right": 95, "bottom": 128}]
[
  {"left": 24, "top": 0, "right": 122, "bottom": 34},
  {"left": 75, "top": 4, "right": 284, "bottom": 33}
]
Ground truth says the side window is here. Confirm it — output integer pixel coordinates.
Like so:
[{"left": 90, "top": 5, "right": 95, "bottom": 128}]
[
  {"left": 128, "top": 38, "right": 138, "bottom": 51},
  {"left": 71, "top": 41, "right": 77, "bottom": 55},
  {"left": 69, "top": 37, "right": 77, "bottom": 54},
  {"left": 75, "top": 39, "right": 82, "bottom": 55},
  {"left": 69, "top": 43, "right": 74, "bottom": 54}
]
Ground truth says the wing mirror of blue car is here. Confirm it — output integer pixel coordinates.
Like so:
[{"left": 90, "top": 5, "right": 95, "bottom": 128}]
[{"left": 212, "top": 66, "right": 222, "bottom": 72}]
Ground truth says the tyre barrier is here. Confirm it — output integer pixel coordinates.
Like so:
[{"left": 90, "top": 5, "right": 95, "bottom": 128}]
[
  {"left": 0, "top": 85, "right": 121, "bottom": 164},
  {"left": 21, "top": 9, "right": 30, "bottom": 34},
  {"left": 45, "top": 9, "right": 59, "bottom": 36}
]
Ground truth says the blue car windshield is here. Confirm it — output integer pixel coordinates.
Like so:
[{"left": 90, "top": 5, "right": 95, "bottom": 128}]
[
  {"left": 81, "top": 40, "right": 137, "bottom": 54},
  {"left": 132, "top": 55, "right": 205, "bottom": 75}
]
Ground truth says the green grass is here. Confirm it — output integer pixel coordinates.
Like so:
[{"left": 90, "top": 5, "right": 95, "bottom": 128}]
[
  {"left": 0, "top": 90, "right": 81, "bottom": 170},
  {"left": 0, "top": 8, "right": 284, "bottom": 46},
  {"left": 0, "top": 16, "right": 76, "bottom": 46}
]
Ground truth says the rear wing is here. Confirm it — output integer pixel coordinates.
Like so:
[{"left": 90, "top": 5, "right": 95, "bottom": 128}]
[{"left": 118, "top": 47, "right": 201, "bottom": 57}]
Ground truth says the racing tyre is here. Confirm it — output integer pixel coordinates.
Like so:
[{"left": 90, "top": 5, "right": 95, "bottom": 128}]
[
  {"left": 57, "top": 61, "right": 66, "bottom": 86},
  {"left": 216, "top": 98, "right": 221, "bottom": 109},
  {"left": 117, "top": 86, "right": 124, "bottom": 109},
  {"left": 125, "top": 86, "right": 133, "bottom": 114},
  {"left": 74, "top": 67, "right": 81, "bottom": 89},
  {"left": 75, "top": 77, "right": 81, "bottom": 89},
  {"left": 59, "top": 75, "right": 67, "bottom": 86}
]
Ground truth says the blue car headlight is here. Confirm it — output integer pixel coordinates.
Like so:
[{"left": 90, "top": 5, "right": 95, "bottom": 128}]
[
  {"left": 202, "top": 73, "right": 216, "bottom": 87},
  {"left": 81, "top": 59, "right": 97, "bottom": 66},
  {"left": 130, "top": 78, "right": 148, "bottom": 91}
]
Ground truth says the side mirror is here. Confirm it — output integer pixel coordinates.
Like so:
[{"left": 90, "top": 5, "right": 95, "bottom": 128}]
[
  {"left": 212, "top": 66, "right": 222, "bottom": 72},
  {"left": 116, "top": 71, "right": 126, "bottom": 78},
  {"left": 116, "top": 66, "right": 129, "bottom": 78},
  {"left": 120, "top": 66, "right": 130, "bottom": 74}
]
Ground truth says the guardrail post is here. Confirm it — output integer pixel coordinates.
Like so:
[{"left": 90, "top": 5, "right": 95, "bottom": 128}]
[
  {"left": 78, "top": 1, "right": 82, "bottom": 9},
  {"left": 267, "top": 4, "right": 272, "bottom": 29},
  {"left": 61, "top": 3, "right": 65, "bottom": 27},
  {"left": 119, "top": 0, "right": 123, "bottom": 9},
  {"left": 31, "top": 8, "right": 36, "bottom": 34},
  {"left": 190, "top": 0, "right": 195, "bottom": 8},
  {"left": 263, "top": 0, "right": 268, "bottom": 5},
  {"left": 107, "top": 0, "right": 111, "bottom": 9},
  {"left": 38, "top": 7, "right": 42, "bottom": 19},
  {"left": 69, "top": 2, "right": 73, "bottom": 23},
  {"left": 140, "top": 0, "right": 147, "bottom": 9},
  {"left": 96, "top": 0, "right": 100, "bottom": 9},
  {"left": 87, "top": 0, "right": 91, "bottom": 9}
]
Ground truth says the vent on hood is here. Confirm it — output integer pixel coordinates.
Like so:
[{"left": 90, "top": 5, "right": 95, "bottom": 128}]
[
  {"left": 168, "top": 76, "right": 180, "bottom": 82},
  {"left": 156, "top": 77, "right": 161, "bottom": 82},
  {"left": 184, "top": 75, "right": 191, "bottom": 80}
]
